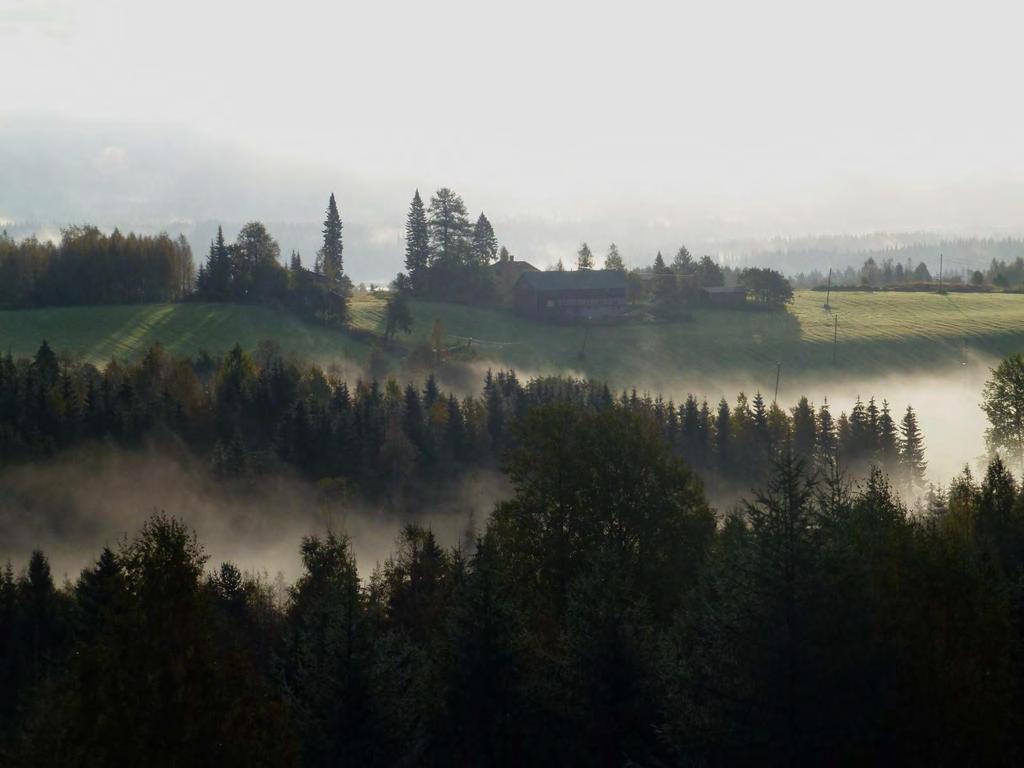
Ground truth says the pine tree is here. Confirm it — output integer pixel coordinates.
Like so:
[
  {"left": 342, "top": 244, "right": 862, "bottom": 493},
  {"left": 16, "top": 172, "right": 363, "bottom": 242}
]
[
  {"left": 319, "top": 193, "right": 344, "bottom": 282},
  {"left": 604, "top": 243, "right": 625, "bottom": 271},
  {"left": 898, "top": 405, "right": 927, "bottom": 489},
  {"left": 576, "top": 242, "right": 594, "bottom": 270},
  {"left": 471, "top": 213, "right": 498, "bottom": 265},
  {"left": 428, "top": 188, "right": 472, "bottom": 266},
  {"left": 290, "top": 250, "right": 302, "bottom": 271},
  {"left": 404, "top": 190, "right": 431, "bottom": 291}
]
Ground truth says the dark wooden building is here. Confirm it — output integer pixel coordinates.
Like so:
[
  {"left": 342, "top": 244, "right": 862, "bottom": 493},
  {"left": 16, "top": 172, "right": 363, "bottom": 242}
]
[
  {"left": 489, "top": 260, "right": 539, "bottom": 307},
  {"left": 514, "top": 270, "right": 628, "bottom": 322},
  {"left": 700, "top": 285, "right": 748, "bottom": 307}
]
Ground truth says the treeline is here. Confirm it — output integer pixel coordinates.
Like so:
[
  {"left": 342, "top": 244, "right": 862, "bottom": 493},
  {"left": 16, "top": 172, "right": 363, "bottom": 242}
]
[
  {"left": 792, "top": 252, "right": 1024, "bottom": 291},
  {"left": 0, "top": 341, "right": 926, "bottom": 496},
  {"left": 0, "top": 226, "right": 194, "bottom": 307},
  {"left": 0, "top": 195, "right": 351, "bottom": 325},
  {"left": 1, "top": 408, "right": 1021, "bottom": 764},
  {"left": 401, "top": 187, "right": 501, "bottom": 303}
]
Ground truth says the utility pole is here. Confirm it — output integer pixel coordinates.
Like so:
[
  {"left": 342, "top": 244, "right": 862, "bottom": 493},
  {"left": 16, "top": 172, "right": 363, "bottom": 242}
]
[
  {"left": 832, "top": 314, "right": 839, "bottom": 365},
  {"left": 824, "top": 267, "right": 832, "bottom": 310},
  {"left": 773, "top": 362, "right": 781, "bottom": 404},
  {"left": 939, "top": 253, "right": 943, "bottom": 293}
]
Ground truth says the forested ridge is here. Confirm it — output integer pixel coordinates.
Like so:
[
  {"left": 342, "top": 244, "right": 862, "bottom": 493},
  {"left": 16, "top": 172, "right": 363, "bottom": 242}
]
[
  {"left": 0, "top": 340, "right": 926, "bottom": 498},
  {"left": 1, "top": 401, "right": 1022, "bottom": 764}
]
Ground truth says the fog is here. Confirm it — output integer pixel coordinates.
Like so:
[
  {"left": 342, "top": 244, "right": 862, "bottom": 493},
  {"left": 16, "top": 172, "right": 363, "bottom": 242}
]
[
  {"left": 5, "top": 1, "right": 1024, "bottom": 280},
  {"left": 0, "top": 442, "right": 507, "bottom": 585},
  {"left": 0, "top": 357, "right": 999, "bottom": 583}
]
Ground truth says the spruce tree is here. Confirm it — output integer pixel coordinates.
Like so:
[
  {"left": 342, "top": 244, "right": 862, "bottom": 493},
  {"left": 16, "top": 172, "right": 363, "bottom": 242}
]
[
  {"left": 471, "top": 213, "right": 499, "bottom": 265},
  {"left": 404, "top": 190, "right": 430, "bottom": 292},
  {"left": 715, "top": 398, "right": 733, "bottom": 475},
  {"left": 876, "top": 400, "right": 899, "bottom": 472},
  {"left": 206, "top": 226, "right": 231, "bottom": 298},
  {"left": 319, "top": 193, "right": 344, "bottom": 282},
  {"left": 792, "top": 397, "right": 817, "bottom": 461},
  {"left": 898, "top": 405, "right": 927, "bottom": 489}
]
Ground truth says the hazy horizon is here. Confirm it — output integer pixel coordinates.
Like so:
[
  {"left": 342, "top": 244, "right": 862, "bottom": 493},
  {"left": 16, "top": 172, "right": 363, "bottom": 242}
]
[{"left": 3, "top": 0, "right": 1024, "bottom": 279}]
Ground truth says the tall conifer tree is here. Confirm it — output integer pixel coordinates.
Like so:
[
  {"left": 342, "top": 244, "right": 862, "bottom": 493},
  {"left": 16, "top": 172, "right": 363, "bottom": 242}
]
[
  {"left": 319, "top": 193, "right": 344, "bottom": 282},
  {"left": 404, "top": 190, "right": 430, "bottom": 290},
  {"left": 899, "top": 405, "right": 927, "bottom": 489},
  {"left": 471, "top": 213, "right": 498, "bottom": 265}
]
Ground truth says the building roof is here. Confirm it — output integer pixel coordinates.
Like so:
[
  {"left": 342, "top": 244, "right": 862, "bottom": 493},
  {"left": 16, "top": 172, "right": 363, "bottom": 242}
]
[
  {"left": 701, "top": 286, "right": 747, "bottom": 294},
  {"left": 490, "top": 260, "right": 540, "bottom": 303},
  {"left": 516, "top": 269, "right": 628, "bottom": 292}
]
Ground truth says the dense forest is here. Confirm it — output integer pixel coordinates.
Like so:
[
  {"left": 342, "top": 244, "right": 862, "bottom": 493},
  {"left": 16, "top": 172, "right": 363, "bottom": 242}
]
[
  {"left": 0, "top": 340, "right": 926, "bottom": 500},
  {"left": 2, "top": 401, "right": 1022, "bottom": 764},
  {"left": 0, "top": 226, "right": 194, "bottom": 306}
]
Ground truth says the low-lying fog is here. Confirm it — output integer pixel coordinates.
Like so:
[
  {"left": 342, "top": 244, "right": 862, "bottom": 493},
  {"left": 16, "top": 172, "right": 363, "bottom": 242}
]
[
  {"left": 680, "top": 357, "right": 996, "bottom": 484},
  {"left": 0, "top": 359, "right": 1001, "bottom": 584},
  {"left": 0, "top": 445, "right": 505, "bottom": 585}
]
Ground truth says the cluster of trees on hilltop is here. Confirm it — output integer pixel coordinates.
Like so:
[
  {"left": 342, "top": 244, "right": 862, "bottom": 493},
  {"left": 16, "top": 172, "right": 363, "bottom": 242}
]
[
  {"left": 0, "top": 195, "right": 351, "bottom": 326},
  {"left": 400, "top": 188, "right": 502, "bottom": 304},
  {"left": 194, "top": 195, "right": 351, "bottom": 325},
  {"left": 0, "top": 340, "right": 925, "bottom": 498},
  {"left": 0, "top": 226, "right": 194, "bottom": 307},
  {"left": 3, "top": 409, "right": 1024, "bottom": 763}
]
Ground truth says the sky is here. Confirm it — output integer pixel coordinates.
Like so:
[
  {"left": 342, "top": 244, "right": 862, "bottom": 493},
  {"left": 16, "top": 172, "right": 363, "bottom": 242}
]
[{"left": 2, "top": 0, "right": 1024, "bottom": 274}]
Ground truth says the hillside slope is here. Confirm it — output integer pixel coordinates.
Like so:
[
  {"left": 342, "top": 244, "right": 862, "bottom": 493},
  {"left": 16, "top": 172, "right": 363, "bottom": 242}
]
[
  {"left": 3, "top": 292, "right": 1023, "bottom": 393},
  {"left": 0, "top": 302, "right": 372, "bottom": 366}
]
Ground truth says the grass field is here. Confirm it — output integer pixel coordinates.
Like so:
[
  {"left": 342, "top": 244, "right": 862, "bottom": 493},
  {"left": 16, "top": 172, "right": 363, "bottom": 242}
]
[
  {"left": 3, "top": 292, "right": 1024, "bottom": 392},
  {"left": 354, "top": 290, "right": 1024, "bottom": 390},
  {"left": 0, "top": 302, "right": 372, "bottom": 366}
]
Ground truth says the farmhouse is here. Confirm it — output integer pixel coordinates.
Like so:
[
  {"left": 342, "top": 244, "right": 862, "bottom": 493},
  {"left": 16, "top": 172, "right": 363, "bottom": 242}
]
[
  {"left": 489, "top": 259, "right": 539, "bottom": 307},
  {"left": 514, "top": 269, "right": 628, "bottom": 322},
  {"left": 700, "top": 285, "right": 748, "bottom": 308}
]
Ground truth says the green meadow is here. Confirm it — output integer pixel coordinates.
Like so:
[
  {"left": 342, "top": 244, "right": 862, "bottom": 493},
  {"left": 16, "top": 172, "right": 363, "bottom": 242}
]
[{"left": 3, "top": 291, "right": 1023, "bottom": 390}]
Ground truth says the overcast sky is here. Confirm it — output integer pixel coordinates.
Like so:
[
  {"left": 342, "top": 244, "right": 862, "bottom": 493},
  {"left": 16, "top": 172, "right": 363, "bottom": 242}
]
[{"left": 2, "top": 0, "right": 1024, "bottom": 257}]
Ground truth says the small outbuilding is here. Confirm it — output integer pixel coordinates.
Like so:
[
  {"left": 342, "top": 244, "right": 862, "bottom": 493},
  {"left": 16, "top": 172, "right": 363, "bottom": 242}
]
[
  {"left": 700, "top": 285, "right": 748, "bottom": 308},
  {"left": 513, "top": 270, "right": 628, "bottom": 322}
]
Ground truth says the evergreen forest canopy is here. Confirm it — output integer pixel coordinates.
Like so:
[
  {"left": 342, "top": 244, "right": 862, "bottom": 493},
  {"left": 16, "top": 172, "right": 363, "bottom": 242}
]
[
  {"left": 0, "top": 340, "right": 927, "bottom": 500},
  {"left": 2, "top": 394, "right": 1024, "bottom": 764}
]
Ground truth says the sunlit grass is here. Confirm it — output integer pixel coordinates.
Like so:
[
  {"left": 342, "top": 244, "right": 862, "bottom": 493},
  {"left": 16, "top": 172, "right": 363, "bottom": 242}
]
[{"left": 2, "top": 291, "right": 1022, "bottom": 389}]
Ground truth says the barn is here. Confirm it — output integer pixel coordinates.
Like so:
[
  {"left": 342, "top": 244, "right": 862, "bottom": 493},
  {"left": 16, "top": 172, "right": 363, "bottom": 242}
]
[{"left": 513, "top": 270, "right": 628, "bottom": 322}]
